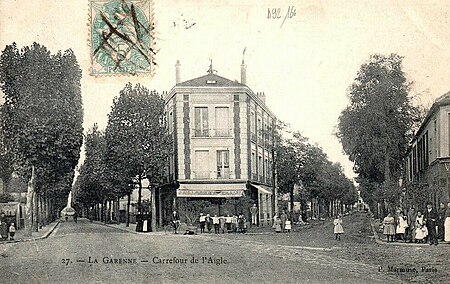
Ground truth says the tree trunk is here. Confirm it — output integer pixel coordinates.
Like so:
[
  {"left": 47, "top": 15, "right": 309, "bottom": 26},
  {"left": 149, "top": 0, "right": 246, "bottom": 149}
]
[
  {"left": 126, "top": 193, "right": 131, "bottom": 227},
  {"left": 116, "top": 196, "right": 120, "bottom": 225},
  {"left": 109, "top": 200, "right": 113, "bottom": 222},
  {"left": 151, "top": 187, "right": 157, "bottom": 232},
  {"left": 24, "top": 166, "right": 36, "bottom": 237},
  {"left": 289, "top": 186, "right": 294, "bottom": 216},
  {"left": 138, "top": 175, "right": 142, "bottom": 215}
]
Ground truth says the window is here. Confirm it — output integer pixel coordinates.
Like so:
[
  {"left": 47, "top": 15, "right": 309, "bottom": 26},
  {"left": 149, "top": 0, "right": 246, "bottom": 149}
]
[
  {"left": 194, "top": 107, "right": 209, "bottom": 137},
  {"left": 250, "top": 111, "right": 256, "bottom": 140},
  {"left": 251, "top": 152, "right": 256, "bottom": 175},
  {"left": 215, "top": 107, "right": 229, "bottom": 136},
  {"left": 258, "top": 155, "right": 263, "bottom": 180},
  {"left": 257, "top": 117, "right": 262, "bottom": 139},
  {"left": 195, "top": 150, "right": 209, "bottom": 179},
  {"left": 168, "top": 111, "right": 173, "bottom": 133},
  {"left": 217, "top": 150, "right": 230, "bottom": 178},
  {"left": 264, "top": 158, "right": 268, "bottom": 181}
]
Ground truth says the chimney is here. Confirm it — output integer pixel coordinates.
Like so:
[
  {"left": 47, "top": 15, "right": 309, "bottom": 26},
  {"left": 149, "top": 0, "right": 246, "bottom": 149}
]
[
  {"left": 259, "top": 92, "right": 266, "bottom": 104},
  {"left": 175, "top": 60, "right": 181, "bottom": 84},
  {"left": 241, "top": 59, "right": 246, "bottom": 85}
]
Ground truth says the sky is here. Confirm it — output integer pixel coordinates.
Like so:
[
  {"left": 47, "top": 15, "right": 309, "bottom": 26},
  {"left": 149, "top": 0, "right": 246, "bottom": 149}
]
[{"left": 1, "top": 0, "right": 450, "bottom": 180}]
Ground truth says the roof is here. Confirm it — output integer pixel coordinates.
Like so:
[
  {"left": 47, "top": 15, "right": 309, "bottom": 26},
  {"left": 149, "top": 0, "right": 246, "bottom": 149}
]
[
  {"left": 176, "top": 72, "right": 245, "bottom": 88},
  {"left": 413, "top": 91, "right": 450, "bottom": 140}
]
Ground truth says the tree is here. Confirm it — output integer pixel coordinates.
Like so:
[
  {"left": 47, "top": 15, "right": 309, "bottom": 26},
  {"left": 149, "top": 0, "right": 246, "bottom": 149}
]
[
  {"left": 0, "top": 43, "right": 83, "bottom": 236},
  {"left": 336, "top": 54, "right": 421, "bottom": 214},
  {"left": 76, "top": 125, "right": 108, "bottom": 209},
  {"left": 105, "top": 83, "right": 172, "bottom": 230}
]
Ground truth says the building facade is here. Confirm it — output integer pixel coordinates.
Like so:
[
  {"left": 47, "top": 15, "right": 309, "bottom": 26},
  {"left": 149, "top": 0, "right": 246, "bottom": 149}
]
[
  {"left": 160, "top": 60, "right": 276, "bottom": 226},
  {"left": 405, "top": 92, "right": 450, "bottom": 207}
]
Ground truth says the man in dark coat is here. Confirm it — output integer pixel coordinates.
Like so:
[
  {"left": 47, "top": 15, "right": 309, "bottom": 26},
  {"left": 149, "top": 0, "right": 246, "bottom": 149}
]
[
  {"left": 424, "top": 203, "right": 438, "bottom": 245},
  {"left": 437, "top": 203, "right": 446, "bottom": 241},
  {"left": 406, "top": 207, "right": 416, "bottom": 242}
]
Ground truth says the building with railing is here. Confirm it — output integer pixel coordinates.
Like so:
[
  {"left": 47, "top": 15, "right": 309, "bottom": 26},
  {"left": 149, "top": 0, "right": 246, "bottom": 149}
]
[
  {"left": 160, "top": 60, "right": 276, "bottom": 226},
  {"left": 404, "top": 92, "right": 450, "bottom": 207}
]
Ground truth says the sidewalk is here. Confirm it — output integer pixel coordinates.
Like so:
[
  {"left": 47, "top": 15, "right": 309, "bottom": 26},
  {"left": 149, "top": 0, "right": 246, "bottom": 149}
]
[
  {"left": 0, "top": 220, "right": 60, "bottom": 244},
  {"left": 369, "top": 217, "right": 450, "bottom": 246}
]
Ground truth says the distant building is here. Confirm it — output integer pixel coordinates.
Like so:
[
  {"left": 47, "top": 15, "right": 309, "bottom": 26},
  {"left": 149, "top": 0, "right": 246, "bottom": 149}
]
[
  {"left": 405, "top": 92, "right": 450, "bottom": 206},
  {"left": 160, "top": 60, "right": 276, "bottom": 226}
]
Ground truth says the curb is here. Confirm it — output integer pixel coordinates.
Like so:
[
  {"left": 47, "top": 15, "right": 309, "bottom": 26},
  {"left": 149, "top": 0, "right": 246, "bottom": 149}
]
[{"left": 0, "top": 221, "right": 60, "bottom": 245}]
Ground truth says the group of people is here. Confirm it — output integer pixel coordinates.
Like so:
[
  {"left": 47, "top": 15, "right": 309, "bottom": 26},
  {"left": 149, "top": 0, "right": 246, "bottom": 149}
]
[
  {"left": 0, "top": 220, "right": 16, "bottom": 241},
  {"left": 382, "top": 202, "right": 450, "bottom": 245},
  {"left": 198, "top": 213, "right": 248, "bottom": 234},
  {"left": 272, "top": 210, "right": 292, "bottom": 233}
]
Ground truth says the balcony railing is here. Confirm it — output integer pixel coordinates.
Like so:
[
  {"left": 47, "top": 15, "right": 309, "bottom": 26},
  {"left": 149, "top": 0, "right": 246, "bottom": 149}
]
[
  {"left": 217, "top": 168, "right": 230, "bottom": 179},
  {"left": 214, "top": 128, "right": 231, "bottom": 137},
  {"left": 193, "top": 170, "right": 232, "bottom": 180},
  {"left": 193, "top": 128, "right": 232, "bottom": 137},
  {"left": 193, "top": 171, "right": 210, "bottom": 179}
]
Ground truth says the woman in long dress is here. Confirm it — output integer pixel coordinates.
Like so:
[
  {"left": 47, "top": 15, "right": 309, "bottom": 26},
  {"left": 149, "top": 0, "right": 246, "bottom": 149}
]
[
  {"left": 333, "top": 215, "right": 344, "bottom": 240},
  {"left": 273, "top": 216, "right": 282, "bottom": 233},
  {"left": 445, "top": 202, "right": 450, "bottom": 242},
  {"left": 383, "top": 213, "right": 396, "bottom": 242}
]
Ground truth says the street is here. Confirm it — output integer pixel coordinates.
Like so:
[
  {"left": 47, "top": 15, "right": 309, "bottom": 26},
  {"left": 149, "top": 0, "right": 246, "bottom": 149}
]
[{"left": 3, "top": 214, "right": 447, "bottom": 284}]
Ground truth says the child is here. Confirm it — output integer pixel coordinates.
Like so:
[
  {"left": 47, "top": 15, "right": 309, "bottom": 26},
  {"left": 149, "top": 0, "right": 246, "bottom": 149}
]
[
  {"left": 396, "top": 211, "right": 408, "bottom": 242},
  {"left": 333, "top": 215, "right": 344, "bottom": 240},
  {"left": 414, "top": 211, "right": 428, "bottom": 243},
  {"left": 9, "top": 223, "right": 16, "bottom": 241},
  {"left": 383, "top": 213, "right": 396, "bottom": 242},
  {"left": 285, "top": 219, "right": 292, "bottom": 233}
]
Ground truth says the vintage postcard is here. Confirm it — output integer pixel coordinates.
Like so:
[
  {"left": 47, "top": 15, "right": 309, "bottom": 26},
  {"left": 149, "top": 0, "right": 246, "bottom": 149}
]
[{"left": 0, "top": 1, "right": 449, "bottom": 283}]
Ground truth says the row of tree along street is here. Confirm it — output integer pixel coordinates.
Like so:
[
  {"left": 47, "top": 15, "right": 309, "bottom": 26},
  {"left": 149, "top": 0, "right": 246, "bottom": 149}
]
[
  {"left": 0, "top": 43, "right": 83, "bottom": 236},
  {"left": 5, "top": 43, "right": 421, "bottom": 235}
]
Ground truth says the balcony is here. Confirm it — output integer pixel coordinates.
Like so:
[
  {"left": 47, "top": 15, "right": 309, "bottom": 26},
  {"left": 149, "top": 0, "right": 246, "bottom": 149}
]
[
  {"left": 193, "top": 170, "right": 232, "bottom": 180},
  {"left": 193, "top": 128, "right": 232, "bottom": 138},
  {"left": 217, "top": 168, "right": 230, "bottom": 179},
  {"left": 193, "top": 171, "right": 210, "bottom": 179},
  {"left": 213, "top": 128, "right": 231, "bottom": 137}
]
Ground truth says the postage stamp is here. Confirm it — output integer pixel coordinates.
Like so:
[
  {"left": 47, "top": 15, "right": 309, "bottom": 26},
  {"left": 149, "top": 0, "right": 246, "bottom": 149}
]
[{"left": 89, "top": 0, "right": 155, "bottom": 76}]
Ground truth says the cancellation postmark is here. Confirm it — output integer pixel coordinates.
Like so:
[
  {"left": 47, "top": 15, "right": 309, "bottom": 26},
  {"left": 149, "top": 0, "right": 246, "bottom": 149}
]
[{"left": 89, "top": 0, "right": 155, "bottom": 76}]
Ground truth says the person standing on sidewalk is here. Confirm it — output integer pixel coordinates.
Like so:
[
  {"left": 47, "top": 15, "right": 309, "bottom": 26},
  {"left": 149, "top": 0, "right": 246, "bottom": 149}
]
[
  {"left": 333, "top": 215, "right": 344, "bottom": 240},
  {"left": 437, "top": 203, "right": 446, "bottom": 241},
  {"left": 424, "top": 203, "right": 438, "bottom": 245},
  {"left": 212, "top": 215, "right": 220, "bottom": 234},
  {"left": 250, "top": 204, "right": 258, "bottom": 226},
  {"left": 8, "top": 223, "right": 16, "bottom": 241},
  {"left": 199, "top": 213, "right": 206, "bottom": 233},
  {"left": 396, "top": 211, "right": 408, "bottom": 242},
  {"left": 383, "top": 213, "right": 396, "bottom": 242},
  {"left": 172, "top": 211, "right": 180, "bottom": 234},
  {"left": 444, "top": 202, "right": 450, "bottom": 242},
  {"left": 406, "top": 207, "right": 417, "bottom": 242}
]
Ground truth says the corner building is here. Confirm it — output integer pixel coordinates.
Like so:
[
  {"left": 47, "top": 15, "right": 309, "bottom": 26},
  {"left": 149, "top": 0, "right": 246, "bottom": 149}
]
[{"left": 161, "top": 61, "right": 276, "bottom": 226}]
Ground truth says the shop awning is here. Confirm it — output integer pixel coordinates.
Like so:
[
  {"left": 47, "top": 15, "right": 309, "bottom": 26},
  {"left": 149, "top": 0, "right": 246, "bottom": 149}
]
[
  {"left": 250, "top": 183, "right": 273, "bottom": 195},
  {"left": 177, "top": 183, "right": 246, "bottom": 198}
]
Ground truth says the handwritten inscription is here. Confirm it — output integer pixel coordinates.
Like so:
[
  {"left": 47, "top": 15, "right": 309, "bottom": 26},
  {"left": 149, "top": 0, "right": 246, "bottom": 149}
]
[{"left": 267, "top": 6, "right": 296, "bottom": 28}]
